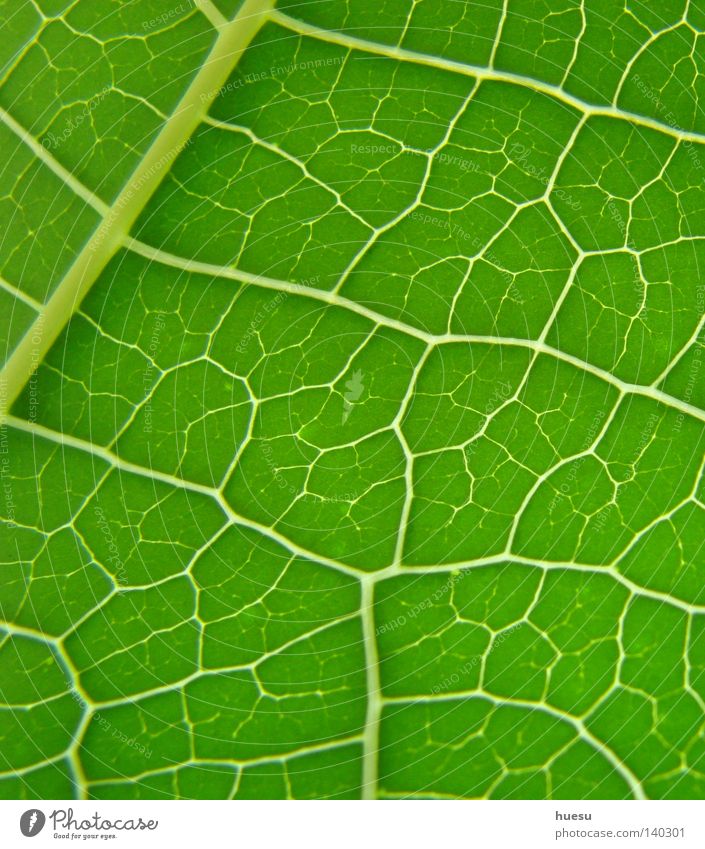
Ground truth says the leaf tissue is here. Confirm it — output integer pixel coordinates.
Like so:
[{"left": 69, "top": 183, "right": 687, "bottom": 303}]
[{"left": 0, "top": 0, "right": 705, "bottom": 801}]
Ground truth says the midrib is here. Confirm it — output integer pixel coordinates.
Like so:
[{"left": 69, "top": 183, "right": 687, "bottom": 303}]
[
  {"left": 1, "top": 1, "right": 701, "bottom": 804},
  {"left": 0, "top": 0, "right": 276, "bottom": 420}
]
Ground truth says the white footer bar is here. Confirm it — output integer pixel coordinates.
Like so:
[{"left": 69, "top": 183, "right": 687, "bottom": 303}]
[{"left": 1, "top": 799, "right": 704, "bottom": 848}]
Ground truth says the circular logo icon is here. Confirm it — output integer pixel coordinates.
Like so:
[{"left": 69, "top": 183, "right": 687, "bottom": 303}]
[{"left": 20, "top": 810, "right": 45, "bottom": 837}]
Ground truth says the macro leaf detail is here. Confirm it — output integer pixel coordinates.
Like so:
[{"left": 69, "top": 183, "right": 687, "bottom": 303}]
[{"left": 0, "top": 0, "right": 705, "bottom": 801}]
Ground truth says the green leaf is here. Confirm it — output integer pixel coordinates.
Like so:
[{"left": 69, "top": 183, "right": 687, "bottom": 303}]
[{"left": 1, "top": 0, "right": 705, "bottom": 801}]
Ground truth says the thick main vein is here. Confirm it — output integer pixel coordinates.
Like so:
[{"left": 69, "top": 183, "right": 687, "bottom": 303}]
[
  {"left": 3, "top": 2, "right": 704, "bottom": 800},
  {"left": 0, "top": 0, "right": 277, "bottom": 421}
]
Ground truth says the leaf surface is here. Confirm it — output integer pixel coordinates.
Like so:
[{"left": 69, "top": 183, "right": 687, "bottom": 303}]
[{"left": 1, "top": 0, "right": 705, "bottom": 800}]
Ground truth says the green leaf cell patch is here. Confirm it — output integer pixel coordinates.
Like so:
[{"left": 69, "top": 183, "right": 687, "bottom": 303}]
[{"left": 0, "top": 0, "right": 704, "bottom": 801}]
